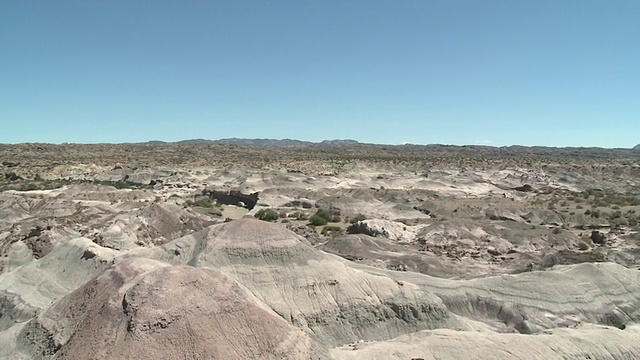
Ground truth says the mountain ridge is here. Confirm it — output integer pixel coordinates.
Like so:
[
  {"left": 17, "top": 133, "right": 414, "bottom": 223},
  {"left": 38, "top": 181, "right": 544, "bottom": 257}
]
[{"left": 141, "top": 138, "right": 640, "bottom": 151}]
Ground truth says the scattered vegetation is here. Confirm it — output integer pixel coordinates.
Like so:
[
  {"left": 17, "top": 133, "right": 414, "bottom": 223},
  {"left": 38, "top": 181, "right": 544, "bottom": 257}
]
[
  {"left": 321, "top": 226, "right": 343, "bottom": 235},
  {"left": 308, "top": 214, "right": 328, "bottom": 226},
  {"left": 0, "top": 179, "right": 71, "bottom": 192},
  {"left": 582, "top": 189, "right": 640, "bottom": 207},
  {"left": 308, "top": 208, "right": 340, "bottom": 226},
  {"left": 254, "top": 208, "right": 280, "bottom": 222}
]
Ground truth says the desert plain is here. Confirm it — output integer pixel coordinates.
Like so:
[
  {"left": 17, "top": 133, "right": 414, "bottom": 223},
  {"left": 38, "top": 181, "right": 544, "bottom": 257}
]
[{"left": 1, "top": 141, "right": 640, "bottom": 359}]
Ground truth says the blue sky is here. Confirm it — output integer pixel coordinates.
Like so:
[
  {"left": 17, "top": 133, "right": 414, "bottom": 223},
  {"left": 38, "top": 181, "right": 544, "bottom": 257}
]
[{"left": 1, "top": 1, "right": 638, "bottom": 147}]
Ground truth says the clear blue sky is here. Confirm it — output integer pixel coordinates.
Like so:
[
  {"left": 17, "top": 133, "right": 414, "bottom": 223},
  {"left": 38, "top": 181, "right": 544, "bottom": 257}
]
[{"left": 1, "top": 1, "right": 638, "bottom": 147}]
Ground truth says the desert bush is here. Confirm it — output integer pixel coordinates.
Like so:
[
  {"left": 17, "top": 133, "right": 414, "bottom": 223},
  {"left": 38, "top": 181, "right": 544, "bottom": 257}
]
[
  {"left": 254, "top": 208, "right": 279, "bottom": 222},
  {"left": 308, "top": 214, "right": 328, "bottom": 226},
  {"left": 309, "top": 208, "right": 340, "bottom": 225},
  {"left": 315, "top": 208, "right": 332, "bottom": 221},
  {"left": 321, "top": 226, "right": 343, "bottom": 235}
]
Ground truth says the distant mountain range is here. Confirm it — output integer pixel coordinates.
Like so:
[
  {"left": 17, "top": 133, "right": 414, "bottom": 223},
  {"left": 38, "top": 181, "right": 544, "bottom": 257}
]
[
  {"left": 143, "top": 138, "right": 640, "bottom": 152},
  {"left": 145, "top": 138, "right": 360, "bottom": 147}
]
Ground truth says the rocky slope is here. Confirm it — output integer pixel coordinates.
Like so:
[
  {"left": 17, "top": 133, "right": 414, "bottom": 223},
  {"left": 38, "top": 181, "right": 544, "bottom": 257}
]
[
  {"left": 1, "top": 219, "right": 640, "bottom": 358},
  {"left": 4, "top": 258, "right": 317, "bottom": 360}
]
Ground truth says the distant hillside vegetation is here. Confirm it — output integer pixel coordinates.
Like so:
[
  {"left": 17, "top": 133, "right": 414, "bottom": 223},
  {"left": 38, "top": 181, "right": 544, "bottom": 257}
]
[
  {"left": 144, "top": 138, "right": 360, "bottom": 148},
  {"left": 633, "top": 144, "right": 640, "bottom": 151}
]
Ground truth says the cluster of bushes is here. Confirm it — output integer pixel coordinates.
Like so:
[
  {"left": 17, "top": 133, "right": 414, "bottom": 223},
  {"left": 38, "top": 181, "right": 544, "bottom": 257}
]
[
  {"left": 254, "top": 208, "right": 280, "bottom": 221},
  {"left": 583, "top": 208, "right": 639, "bottom": 228},
  {"left": 321, "top": 226, "right": 343, "bottom": 235},
  {"left": 308, "top": 208, "right": 341, "bottom": 226},
  {"left": 582, "top": 189, "right": 640, "bottom": 207},
  {"left": 252, "top": 207, "right": 378, "bottom": 235},
  {"left": 0, "top": 177, "right": 76, "bottom": 192}
]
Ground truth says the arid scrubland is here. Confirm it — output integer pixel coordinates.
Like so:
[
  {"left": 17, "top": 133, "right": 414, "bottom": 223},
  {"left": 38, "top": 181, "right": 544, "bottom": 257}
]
[{"left": 1, "top": 142, "right": 640, "bottom": 359}]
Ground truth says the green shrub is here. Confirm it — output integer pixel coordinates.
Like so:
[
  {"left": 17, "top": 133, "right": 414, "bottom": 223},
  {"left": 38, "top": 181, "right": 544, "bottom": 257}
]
[
  {"left": 254, "top": 208, "right": 279, "bottom": 222},
  {"left": 315, "top": 209, "right": 333, "bottom": 222},
  {"left": 309, "top": 208, "right": 340, "bottom": 225},
  {"left": 321, "top": 226, "right": 343, "bottom": 235},
  {"left": 308, "top": 214, "right": 328, "bottom": 226}
]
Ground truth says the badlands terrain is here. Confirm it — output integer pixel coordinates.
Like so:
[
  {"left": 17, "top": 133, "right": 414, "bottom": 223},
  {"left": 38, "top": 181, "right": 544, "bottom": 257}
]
[{"left": 1, "top": 141, "right": 640, "bottom": 359}]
